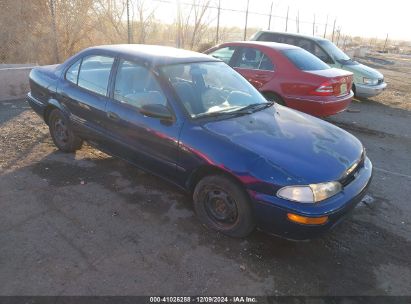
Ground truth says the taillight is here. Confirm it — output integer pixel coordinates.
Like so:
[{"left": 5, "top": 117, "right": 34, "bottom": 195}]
[
  {"left": 310, "top": 76, "right": 352, "bottom": 97},
  {"left": 310, "top": 81, "right": 334, "bottom": 96}
]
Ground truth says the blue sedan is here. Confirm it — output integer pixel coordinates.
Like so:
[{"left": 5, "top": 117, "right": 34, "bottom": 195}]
[{"left": 27, "top": 45, "right": 372, "bottom": 240}]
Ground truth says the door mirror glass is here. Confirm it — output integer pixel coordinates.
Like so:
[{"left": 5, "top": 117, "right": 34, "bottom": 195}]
[{"left": 139, "top": 104, "right": 173, "bottom": 120}]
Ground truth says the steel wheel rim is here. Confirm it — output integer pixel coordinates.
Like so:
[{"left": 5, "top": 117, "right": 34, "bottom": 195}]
[
  {"left": 203, "top": 186, "right": 238, "bottom": 227},
  {"left": 53, "top": 118, "right": 69, "bottom": 145}
]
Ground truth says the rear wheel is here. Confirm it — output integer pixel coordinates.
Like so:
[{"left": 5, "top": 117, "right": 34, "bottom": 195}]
[
  {"left": 48, "top": 109, "right": 82, "bottom": 152},
  {"left": 352, "top": 84, "right": 357, "bottom": 97},
  {"left": 263, "top": 92, "right": 285, "bottom": 106},
  {"left": 193, "top": 175, "right": 255, "bottom": 238}
]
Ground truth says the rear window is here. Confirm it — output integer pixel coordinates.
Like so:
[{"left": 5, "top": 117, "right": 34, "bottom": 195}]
[
  {"left": 282, "top": 49, "right": 330, "bottom": 71},
  {"left": 258, "top": 33, "right": 287, "bottom": 44}
]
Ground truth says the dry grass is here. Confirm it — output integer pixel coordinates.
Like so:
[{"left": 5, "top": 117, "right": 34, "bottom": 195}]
[{"left": 356, "top": 53, "right": 411, "bottom": 111}]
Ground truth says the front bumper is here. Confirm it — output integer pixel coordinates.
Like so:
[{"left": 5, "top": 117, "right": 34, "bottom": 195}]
[
  {"left": 284, "top": 91, "right": 354, "bottom": 117},
  {"left": 250, "top": 157, "right": 373, "bottom": 240},
  {"left": 355, "top": 82, "right": 387, "bottom": 98}
]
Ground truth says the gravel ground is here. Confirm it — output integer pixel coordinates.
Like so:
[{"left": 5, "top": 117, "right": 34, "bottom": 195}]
[{"left": 0, "top": 55, "right": 410, "bottom": 296}]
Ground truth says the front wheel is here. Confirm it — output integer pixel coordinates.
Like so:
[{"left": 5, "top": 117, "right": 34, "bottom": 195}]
[
  {"left": 193, "top": 175, "right": 255, "bottom": 238},
  {"left": 48, "top": 109, "right": 83, "bottom": 152}
]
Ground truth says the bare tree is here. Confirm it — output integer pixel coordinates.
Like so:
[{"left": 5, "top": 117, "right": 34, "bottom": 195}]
[
  {"left": 93, "top": 0, "right": 128, "bottom": 43},
  {"left": 132, "top": 0, "right": 157, "bottom": 43},
  {"left": 48, "top": 0, "right": 60, "bottom": 62},
  {"left": 0, "top": 0, "right": 52, "bottom": 63},
  {"left": 189, "top": 0, "right": 212, "bottom": 49},
  {"left": 54, "top": 0, "right": 96, "bottom": 58},
  {"left": 175, "top": 0, "right": 213, "bottom": 49}
]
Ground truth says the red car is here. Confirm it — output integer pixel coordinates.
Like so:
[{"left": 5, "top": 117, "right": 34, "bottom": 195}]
[{"left": 205, "top": 41, "right": 353, "bottom": 117}]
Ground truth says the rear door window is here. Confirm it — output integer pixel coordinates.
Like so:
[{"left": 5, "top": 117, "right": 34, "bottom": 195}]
[
  {"left": 78, "top": 55, "right": 115, "bottom": 96},
  {"left": 257, "top": 33, "right": 288, "bottom": 44},
  {"left": 232, "top": 47, "right": 274, "bottom": 71},
  {"left": 284, "top": 37, "right": 296, "bottom": 46},
  {"left": 296, "top": 39, "right": 314, "bottom": 53},
  {"left": 282, "top": 49, "right": 330, "bottom": 71}
]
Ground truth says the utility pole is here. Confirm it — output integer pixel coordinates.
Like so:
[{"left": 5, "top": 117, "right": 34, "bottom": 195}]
[
  {"left": 296, "top": 10, "right": 299, "bottom": 33},
  {"left": 383, "top": 33, "right": 389, "bottom": 52},
  {"left": 323, "top": 15, "right": 328, "bottom": 38},
  {"left": 243, "top": 0, "right": 249, "bottom": 40},
  {"left": 331, "top": 18, "right": 336, "bottom": 42},
  {"left": 49, "top": 0, "right": 59, "bottom": 63},
  {"left": 176, "top": 0, "right": 181, "bottom": 47},
  {"left": 285, "top": 6, "right": 289, "bottom": 32},
  {"left": 127, "top": 0, "right": 131, "bottom": 44},
  {"left": 216, "top": 0, "right": 221, "bottom": 43},
  {"left": 312, "top": 14, "right": 316, "bottom": 36},
  {"left": 336, "top": 26, "right": 342, "bottom": 46},
  {"left": 268, "top": 1, "right": 273, "bottom": 30}
]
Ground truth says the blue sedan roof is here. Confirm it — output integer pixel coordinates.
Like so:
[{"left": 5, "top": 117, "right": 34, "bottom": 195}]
[{"left": 86, "top": 44, "right": 220, "bottom": 67}]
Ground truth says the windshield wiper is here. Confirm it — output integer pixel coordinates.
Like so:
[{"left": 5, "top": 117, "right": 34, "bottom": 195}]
[
  {"left": 234, "top": 102, "right": 274, "bottom": 114},
  {"left": 194, "top": 102, "right": 274, "bottom": 119},
  {"left": 194, "top": 109, "right": 246, "bottom": 119}
]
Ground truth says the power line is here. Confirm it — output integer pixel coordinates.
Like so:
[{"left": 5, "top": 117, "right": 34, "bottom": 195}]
[{"left": 150, "top": 0, "right": 330, "bottom": 26}]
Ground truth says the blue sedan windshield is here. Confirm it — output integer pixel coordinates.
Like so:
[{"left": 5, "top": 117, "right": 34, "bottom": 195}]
[{"left": 160, "top": 61, "right": 268, "bottom": 118}]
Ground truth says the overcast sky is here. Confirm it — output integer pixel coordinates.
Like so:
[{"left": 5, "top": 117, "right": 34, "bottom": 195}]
[{"left": 151, "top": 0, "right": 411, "bottom": 41}]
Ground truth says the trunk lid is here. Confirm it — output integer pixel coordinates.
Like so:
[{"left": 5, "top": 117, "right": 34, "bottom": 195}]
[{"left": 306, "top": 68, "right": 353, "bottom": 96}]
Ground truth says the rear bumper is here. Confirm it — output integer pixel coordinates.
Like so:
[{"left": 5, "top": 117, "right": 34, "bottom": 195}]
[
  {"left": 27, "top": 92, "right": 46, "bottom": 119},
  {"left": 250, "top": 157, "right": 373, "bottom": 240},
  {"left": 284, "top": 91, "right": 353, "bottom": 117},
  {"left": 355, "top": 82, "right": 387, "bottom": 98}
]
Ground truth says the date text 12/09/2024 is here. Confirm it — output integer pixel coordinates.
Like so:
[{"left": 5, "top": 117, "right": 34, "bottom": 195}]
[{"left": 150, "top": 297, "right": 258, "bottom": 303}]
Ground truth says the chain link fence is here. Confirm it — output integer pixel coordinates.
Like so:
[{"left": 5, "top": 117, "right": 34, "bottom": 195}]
[{"left": 1, "top": 0, "right": 389, "bottom": 65}]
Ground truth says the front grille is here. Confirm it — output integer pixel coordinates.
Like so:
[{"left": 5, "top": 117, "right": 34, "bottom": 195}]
[
  {"left": 377, "top": 78, "right": 384, "bottom": 85},
  {"left": 339, "top": 151, "right": 365, "bottom": 187}
]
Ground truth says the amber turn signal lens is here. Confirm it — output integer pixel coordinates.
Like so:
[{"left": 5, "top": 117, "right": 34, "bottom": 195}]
[{"left": 287, "top": 213, "right": 328, "bottom": 225}]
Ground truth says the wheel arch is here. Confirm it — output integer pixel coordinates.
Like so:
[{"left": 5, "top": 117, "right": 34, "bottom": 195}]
[
  {"left": 187, "top": 165, "right": 248, "bottom": 195},
  {"left": 44, "top": 98, "right": 69, "bottom": 125}
]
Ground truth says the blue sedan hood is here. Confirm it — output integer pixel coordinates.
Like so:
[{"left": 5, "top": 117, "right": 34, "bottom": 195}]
[{"left": 202, "top": 105, "right": 363, "bottom": 184}]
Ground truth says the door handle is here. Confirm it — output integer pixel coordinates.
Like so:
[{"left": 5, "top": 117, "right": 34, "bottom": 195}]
[{"left": 107, "top": 111, "right": 119, "bottom": 121}]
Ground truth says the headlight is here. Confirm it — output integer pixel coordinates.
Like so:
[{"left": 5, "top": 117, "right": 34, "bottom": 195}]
[
  {"left": 363, "top": 77, "right": 378, "bottom": 85},
  {"left": 277, "top": 182, "right": 342, "bottom": 203}
]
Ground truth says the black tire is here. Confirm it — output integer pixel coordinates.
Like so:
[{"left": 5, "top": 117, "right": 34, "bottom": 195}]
[
  {"left": 352, "top": 84, "right": 357, "bottom": 97},
  {"left": 193, "top": 175, "right": 255, "bottom": 238},
  {"left": 263, "top": 92, "right": 286, "bottom": 106},
  {"left": 48, "top": 109, "right": 82, "bottom": 152}
]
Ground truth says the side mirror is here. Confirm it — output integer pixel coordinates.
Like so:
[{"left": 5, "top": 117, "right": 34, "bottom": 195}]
[{"left": 139, "top": 104, "right": 173, "bottom": 120}]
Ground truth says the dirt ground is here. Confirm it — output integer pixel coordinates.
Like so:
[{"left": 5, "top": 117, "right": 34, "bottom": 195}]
[{"left": 0, "top": 53, "right": 410, "bottom": 296}]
